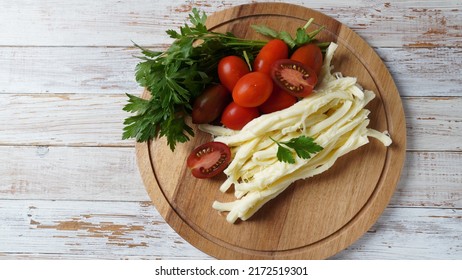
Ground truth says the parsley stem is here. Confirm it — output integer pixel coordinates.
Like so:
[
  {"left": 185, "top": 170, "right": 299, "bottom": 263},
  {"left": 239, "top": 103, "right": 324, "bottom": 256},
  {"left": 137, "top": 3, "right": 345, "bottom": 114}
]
[
  {"left": 269, "top": 136, "right": 282, "bottom": 147},
  {"left": 242, "top": 50, "right": 252, "bottom": 71},
  {"left": 307, "top": 26, "right": 325, "bottom": 38},
  {"left": 303, "top": 18, "right": 314, "bottom": 30},
  {"left": 224, "top": 42, "right": 266, "bottom": 47}
]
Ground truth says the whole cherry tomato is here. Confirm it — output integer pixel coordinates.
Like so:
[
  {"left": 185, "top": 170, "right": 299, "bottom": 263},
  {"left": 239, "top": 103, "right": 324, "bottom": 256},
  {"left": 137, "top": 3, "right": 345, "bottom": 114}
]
[
  {"left": 290, "top": 43, "right": 323, "bottom": 75},
  {"left": 253, "top": 39, "right": 289, "bottom": 75},
  {"left": 232, "top": 72, "right": 273, "bottom": 108},
  {"left": 259, "top": 86, "right": 297, "bottom": 114},
  {"left": 218, "top": 56, "right": 250, "bottom": 92},
  {"left": 192, "top": 84, "right": 231, "bottom": 124},
  {"left": 221, "top": 102, "right": 260, "bottom": 130}
]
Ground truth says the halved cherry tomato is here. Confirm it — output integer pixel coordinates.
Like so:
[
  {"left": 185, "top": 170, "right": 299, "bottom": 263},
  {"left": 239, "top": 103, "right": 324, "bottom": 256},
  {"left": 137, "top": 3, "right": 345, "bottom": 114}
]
[
  {"left": 221, "top": 102, "right": 260, "bottom": 130},
  {"left": 192, "top": 84, "right": 231, "bottom": 124},
  {"left": 232, "top": 72, "right": 273, "bottom": 107},
  {"left": 270, "top": 59, "right": 318, "bottom": 98},
  {"left": 259, "top": 86, "right": 297, "bottom": 114},
  {"left": 253, "top": 39, "right": 289, "bottom": 75},
  {"left": 187, "top": 142, "right": 231, "bottom": 179},
  {"left": 218, "top": 56, "right": 250, "bottom": 92},
  {"left": 290, "top": 43, "right": 323, "bottom": 75}
]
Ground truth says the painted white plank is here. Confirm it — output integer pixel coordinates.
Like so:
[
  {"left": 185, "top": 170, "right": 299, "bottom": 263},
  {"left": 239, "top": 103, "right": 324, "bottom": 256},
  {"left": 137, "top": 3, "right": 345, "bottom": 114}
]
[
  {"left": 0, "top": 47, "right": 140, "bottom": 95},
  {"left": 0, "top": 46, "right": 460, "bottom": 96},
  {"left": 2, "top": 94, "right": 461, "bottom": 150},
  {"left": 405, "top": 97, "right": 462, "bottom": 151},
  {"left": 0, "top": 0, "right": 177, "bottom": 47},
  {"left": 0, "top": 200, "right": 460, "bottom": 259},
  {"left": 0, "top": 0, "right": 460, "bottom": 47},
  {"left": 332, "top": 207, "right": 462, "bottom": 259},
  {"left": 0, "top": 200, "right": 211, "bottom": 259},
  {"left": 315, "top": 1, "right": 462, "bottom": 48},
  {"left": 377, "top": 47, "right": 462, "bottom": 97},
  {"left": 0, "top": 146, "right": 147, "bottom": 201},
  {"left": 1, "top": 146, "right": 460, "bottom": 209},
  {"left": 391, "top": 152, "right": 462, "bottom": 209},
  {"left": 1, "top": 94, "right": 132, "bottom": 147}
]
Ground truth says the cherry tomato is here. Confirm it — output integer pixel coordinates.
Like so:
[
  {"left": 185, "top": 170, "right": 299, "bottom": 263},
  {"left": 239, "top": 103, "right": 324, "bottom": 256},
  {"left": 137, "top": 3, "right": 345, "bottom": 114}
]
[
  {"left": 218, "top": 56, "right": 250, "bottom": 92},
  {"left": 221, "top": 102, "right": 260, "bottom": 130},
  {"left": 270, "top": 59, "right": 318, "bottom": 98},
  {"left": 192, "top": 84, "right": 231, "bottom": 124},
  {"left": 259, "top": 86, "right": 297, "bottom": 114},
  {"left": 253, "top": 39, "right": 289, "bottom": 75},
  {"left": 232, "top": 72, "right": 273, "bottom": 107},
  {"left": 187, "top": 142, "right": 231, "bottom": 179},
  {"left": 290, "top": 43, "right": 323, "bottom": 75}
]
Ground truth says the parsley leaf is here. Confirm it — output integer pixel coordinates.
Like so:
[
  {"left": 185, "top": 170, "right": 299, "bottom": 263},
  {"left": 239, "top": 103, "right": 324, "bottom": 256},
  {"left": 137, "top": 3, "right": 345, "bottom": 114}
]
[
  {"left": 283, "top": 135, "right": 323, "bottom": 159},
  {"left": 250, "top": 25, "right": 279, "bottom": 38},
  {"left": 271, "top": 136, "right": 323, "bottom": 163},
  {"left": 277, "top": 145, "right": 296, "bottom": 164}
]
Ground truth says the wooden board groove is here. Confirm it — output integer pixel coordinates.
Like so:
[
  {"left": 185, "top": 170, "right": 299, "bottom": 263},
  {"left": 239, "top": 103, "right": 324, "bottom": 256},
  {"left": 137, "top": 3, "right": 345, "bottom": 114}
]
[{"left": 136, "top": 3, "right": 406, "bottom": 259}]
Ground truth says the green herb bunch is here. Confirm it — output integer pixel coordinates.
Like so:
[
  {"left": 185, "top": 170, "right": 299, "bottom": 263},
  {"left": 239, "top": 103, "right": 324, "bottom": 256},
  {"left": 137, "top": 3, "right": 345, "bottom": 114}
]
[{"left": 122, "top": 9, "right": 266, "bottom": 150}]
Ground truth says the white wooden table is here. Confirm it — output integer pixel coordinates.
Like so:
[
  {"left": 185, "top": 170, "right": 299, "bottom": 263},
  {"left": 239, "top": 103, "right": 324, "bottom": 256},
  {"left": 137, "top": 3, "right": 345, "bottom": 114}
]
[{"left": 1, "top": 0, "right": 461, "bottom": 259}]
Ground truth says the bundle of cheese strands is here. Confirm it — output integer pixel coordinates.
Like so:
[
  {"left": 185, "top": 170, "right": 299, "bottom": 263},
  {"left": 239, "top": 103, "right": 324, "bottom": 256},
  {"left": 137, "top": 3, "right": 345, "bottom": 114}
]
[{"left": 199, "top": 42, "right": 392, "bottom": 223}]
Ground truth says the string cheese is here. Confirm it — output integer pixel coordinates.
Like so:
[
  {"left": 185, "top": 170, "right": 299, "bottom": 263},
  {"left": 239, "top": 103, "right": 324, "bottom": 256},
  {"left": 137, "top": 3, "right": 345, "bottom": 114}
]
[{"left": 199, "top": 42, "right": 392, "bottom": 223}]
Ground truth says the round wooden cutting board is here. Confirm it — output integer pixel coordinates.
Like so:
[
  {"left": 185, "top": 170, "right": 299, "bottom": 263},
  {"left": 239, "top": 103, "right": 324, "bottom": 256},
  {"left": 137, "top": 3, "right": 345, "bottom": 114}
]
[{"left": 136, "top": 3, "right": 406, "bottom": 259}]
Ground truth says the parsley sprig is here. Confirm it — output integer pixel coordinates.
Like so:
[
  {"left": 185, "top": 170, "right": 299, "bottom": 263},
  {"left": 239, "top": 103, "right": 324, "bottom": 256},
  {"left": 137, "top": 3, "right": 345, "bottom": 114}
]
[
  {"left": 123, "top": 8, "right": 266, "bottom": 150},
  {"left": 271, "top": 135, "right": 323, "bottom": 164},
  {"left": 252, "top": 18, "right": 328, "bottom": 49}
]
